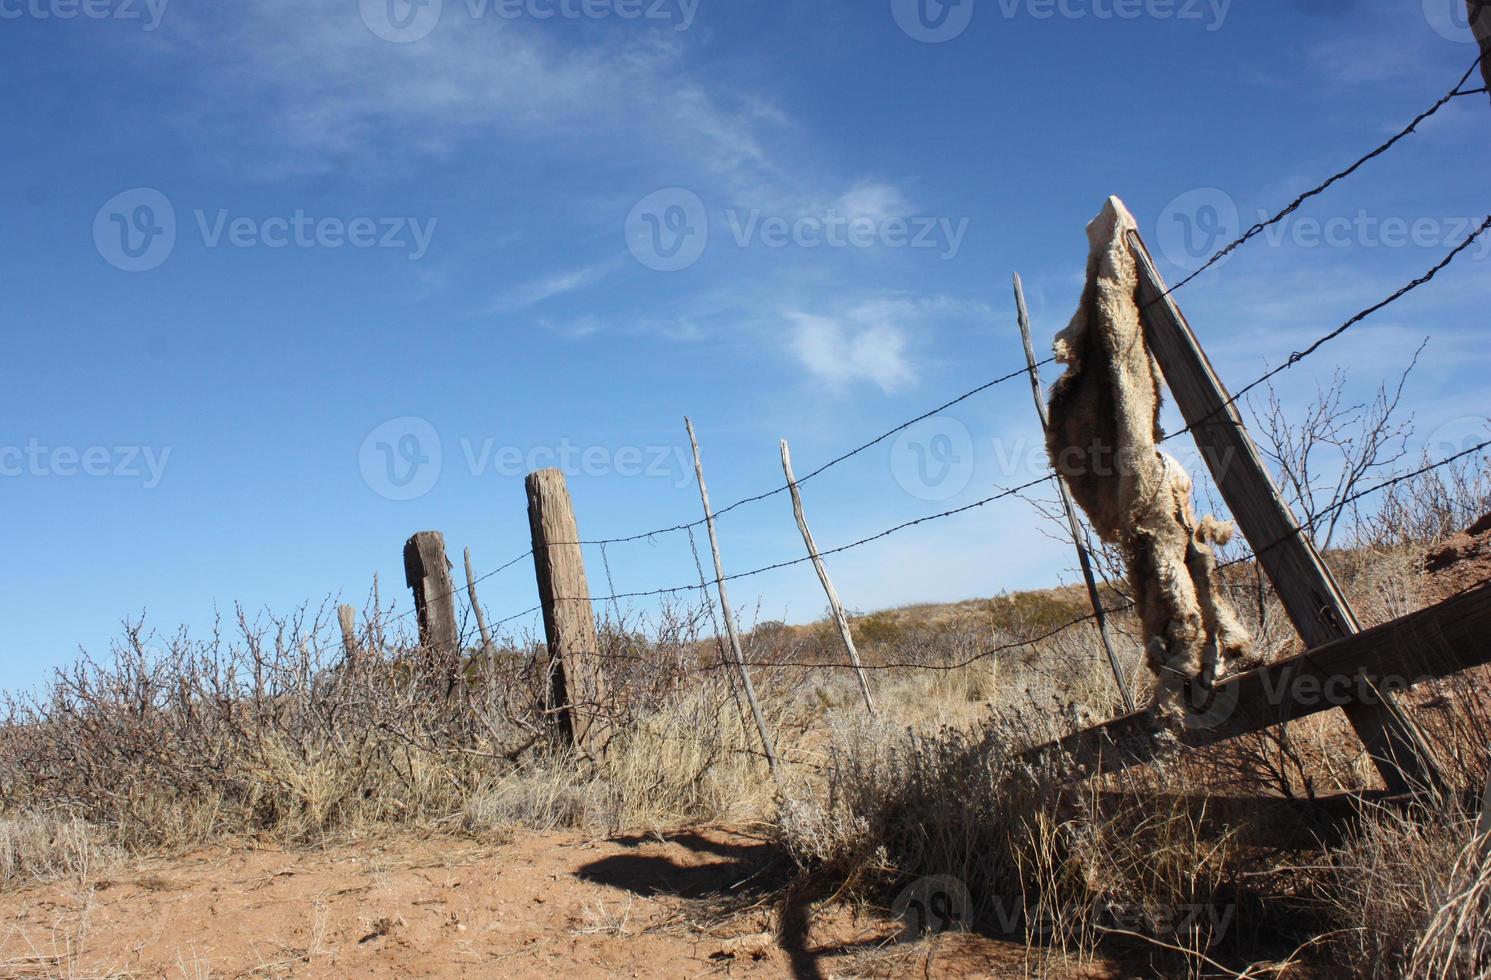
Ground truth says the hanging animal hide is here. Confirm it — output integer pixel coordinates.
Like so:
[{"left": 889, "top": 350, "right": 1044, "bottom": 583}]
[{"left": 1046, "top": 196, "right": 1251, "bottom": 722}]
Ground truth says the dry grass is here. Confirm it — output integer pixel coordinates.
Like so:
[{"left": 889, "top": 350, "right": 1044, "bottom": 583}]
[{"left": 2, "top": 469, "right": 1489, "bottom": 976}]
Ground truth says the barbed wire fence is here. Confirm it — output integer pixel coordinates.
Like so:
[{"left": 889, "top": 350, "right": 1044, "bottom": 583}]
[{"left": 353, "top": 56, "right": 1489, "bottom": 778}]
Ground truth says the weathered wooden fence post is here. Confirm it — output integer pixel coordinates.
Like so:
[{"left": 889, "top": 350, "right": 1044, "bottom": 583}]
[
  {"left": 525, "top": 468, "right": 608, "bottom": 756},
  {"left": 780, "top": 438, "right": 876, "bottom": 714},
  {"left": 337, "top": 604, "right": 359, "bottom": 661},
  {"left": 686, "top": 418, "right": 780, "bottom": 778},
  {"left": 1013, "top": 272, "right": 1137, "bottom": 715},
  {"left": 1126, "top": 229, "right": 1445, "bottom": 797},
  {"left": 403, "top": 531, "right": 462, "bottom": 694}
]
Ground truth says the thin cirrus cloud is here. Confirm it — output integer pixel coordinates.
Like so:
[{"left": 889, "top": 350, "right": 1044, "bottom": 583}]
[
  {"left": 489, "top": 260, "right": 619, "bottom": 312},
  {"left": 786, "top": 309, "right": 915, "bottom": 393}
]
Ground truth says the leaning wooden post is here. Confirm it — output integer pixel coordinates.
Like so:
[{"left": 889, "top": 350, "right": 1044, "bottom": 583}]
[
  {"left": 525, "top": 468, "right": 608, "bottom": 755},
  {"left": 464, "top": 547, "right": 496, "bottom": 657},
  {"left": 403, "top": 531, "right": 462, "bottom": 693},
  {"left": 337, "top": 604, "right": 359, "bottom": 662},
  {"left": 1014, "top": 273, "right": 1137, "bottom": 715},
  {"left": 686, "top": 418, "right": 780, "bottom": 777},
  {"left": 780, "top": 439, "right": 876, "bottom": 714},
  {"left": 1126, "top": 228, "right": 1445, "bottom": 797}
]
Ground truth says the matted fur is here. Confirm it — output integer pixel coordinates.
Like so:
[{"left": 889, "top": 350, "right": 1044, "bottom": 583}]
[{"left": 1046, "top": 197, "right": 1251, "bottom": 722}]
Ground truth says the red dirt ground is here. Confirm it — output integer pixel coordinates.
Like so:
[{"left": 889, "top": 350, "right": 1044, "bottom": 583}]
[
  {"left": 0, "top": 829, "right": 1114, "bottom": 979},
  {"left": 1423, "top": 512, "right": 1491, "bottom": 604}
]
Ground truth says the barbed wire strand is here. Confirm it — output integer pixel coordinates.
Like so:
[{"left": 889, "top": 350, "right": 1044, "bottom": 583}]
[
  {"left": 1158, "top": 214, "right": 1491, "bottom": 445},
  {"left": 1158, "top": 54, "right": 1488, "bottom": 298},
  {"left": 573, "top": 359, "right": 1055, "bottom": 547}
]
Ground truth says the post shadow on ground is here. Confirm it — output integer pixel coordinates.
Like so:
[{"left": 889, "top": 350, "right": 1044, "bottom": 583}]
[{"left": 575, "top": 832, "right": 892, "bottom": 980}]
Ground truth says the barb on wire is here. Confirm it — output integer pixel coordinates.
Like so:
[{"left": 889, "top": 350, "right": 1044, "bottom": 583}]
[
  {"left": 1159, "top": 55, "right": 1488, "bottom": 298},
  {"left": 572, "top": 359, "right": 1054, "bottom": 547},
  {"left": 1158, "top": 214, "right": 1491, "bottom": 445}
]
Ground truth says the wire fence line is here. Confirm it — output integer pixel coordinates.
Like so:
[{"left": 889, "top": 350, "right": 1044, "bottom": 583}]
[
  {"left": 1154, "top": 53, "right": 1489, "bottom": 300},
  {"left": 371, "top": 56, "right": 1489, "bottom": 679},
  {"left": 1157, "top": 213, "right": 1491, "bottom": 446},
  {"left": 544, "top": 436, "right": 1491, "bottom": 678}
]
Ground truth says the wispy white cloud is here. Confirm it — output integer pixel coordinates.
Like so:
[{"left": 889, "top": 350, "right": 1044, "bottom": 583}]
[
  {"left": 786, "top": 309, "right": 914, "bottom": 393},
  {"left": 490, "top": 260, "right": 617, "bottom": 312}
]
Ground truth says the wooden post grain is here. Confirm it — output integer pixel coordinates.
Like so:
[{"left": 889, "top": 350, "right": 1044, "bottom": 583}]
[
  {"left": 525, "top": 468, "right": 608, "bottom": 755},
  {"left": 780, "top": 439, "right": 876, "bottom": 714},
  {"left": 337, "top": 604, "right": 359, "bottom": 661},
  {"left": 403, "top": 531, "right": 462, "bottom": 693},
  {"left": 1013, "top": 273, "right": 1137, "bottom": 715},
  {"left": 1126, "top": 228, "right": 1445, "bottom": 796},
  {"left": 686, "top": 418, "right": 780, "bottom": 777}
]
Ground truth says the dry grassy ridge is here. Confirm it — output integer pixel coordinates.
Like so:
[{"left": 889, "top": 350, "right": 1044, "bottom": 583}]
[{"left": 3, "top": 512, "right": 1491, "bottom": 977}]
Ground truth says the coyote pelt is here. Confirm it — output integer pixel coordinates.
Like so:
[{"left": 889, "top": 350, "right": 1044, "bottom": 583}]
[{"left": 1046, "top": 197, "right": 1252, "bottom": 724}]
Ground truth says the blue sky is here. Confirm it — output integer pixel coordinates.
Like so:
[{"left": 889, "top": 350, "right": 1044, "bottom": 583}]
[{"left": 2, "top": 0, "right": 1488, "bottom": 693}]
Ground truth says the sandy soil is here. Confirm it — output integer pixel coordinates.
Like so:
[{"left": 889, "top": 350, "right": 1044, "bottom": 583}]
[{"left": 0, "top": 829, "right": 1100, "bottom": 979}]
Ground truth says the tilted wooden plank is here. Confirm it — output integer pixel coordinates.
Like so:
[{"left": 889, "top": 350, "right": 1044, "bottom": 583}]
[
  {"left": 1031, "top": 569, "right": 1491, "bottom": 777},
  {"left": 1126, "top": 229, "right": 1445, "bottom": 795}
]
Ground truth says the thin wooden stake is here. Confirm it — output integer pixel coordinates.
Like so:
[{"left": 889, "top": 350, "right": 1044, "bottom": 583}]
[
  {"left": 1013, "top": 273, "right": 1137, "bottom": 715},
  {"left": 1127, "top": 227, "right": 1445, "bottom": 797},
  {"left": 780, "top": 438, "right": 876, "bottom": 714},
  {"left": 526, "top": 468, "right": 609, "bottom": 756},
  {"left": 685, "top": 418, "right": 780, "bottom": 778},
  {"left": 372, "top": 572, "right": 384, "bottom": 653},
  {"left": 464, "top": 547, "right": 495, "bottom": 657},
  {"left": 337, "top": 604, "right": 359, "bottom": 662}
]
